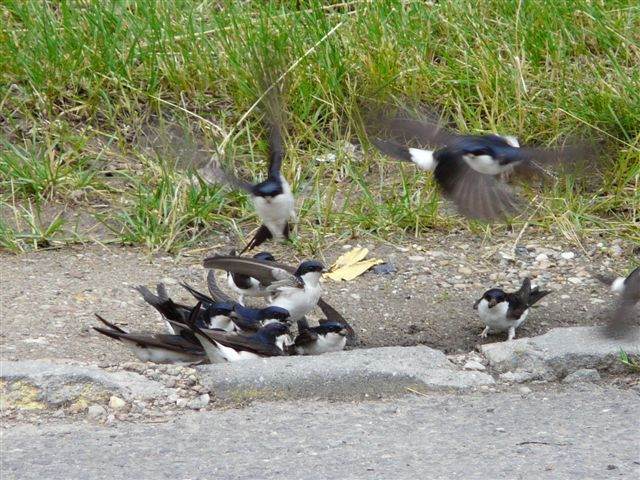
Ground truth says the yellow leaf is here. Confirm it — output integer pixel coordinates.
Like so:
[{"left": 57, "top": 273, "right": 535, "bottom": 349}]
[
  {"left": 330, "top": 247, "right": 369, "bottom": 270},
  {"left": 324, "top": 247, "right": 384, "bottom": 282}
]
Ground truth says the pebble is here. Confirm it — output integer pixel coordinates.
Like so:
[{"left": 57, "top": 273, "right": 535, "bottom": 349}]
[
  {"left": 562, "top": 369, "right": 601, "bottom": 383},
  {"left": 458, "top": 266, "right": 472, "bottom": 275},
  {"left": 610, "top": 245, "right": 623, "bottom": 257},
  {"left": 463, "top": 360, "right": 486, "bottom": 371},
  {"left": 567, "top": 277, "right": 582, "bottom": 285},
  {"left": 176, "top": 398, "right": 188, "bottom": 408},
  {"left": 87, "top": 405, "right": 106, "bottom": 419},
  {"left": 188, "top": 393, "right": 210, "bottom": 410},
  {"left": 560, "top": 252, "right": 575, "bottom": 260},
  {"left": 408, "top": 256, "right": 427, "bottom": 262},
  {"left": 535, "top": 253, "right": 548, "bottom": 262},
  {"left": 519, "top": 386, "right": 532, "bottom": 395},
  {"left": 372, "top": 264, "right": 397, "bottom": 275},
  {"left": 108, "top": 396, "right": 126, "bottom": 410},
  {"left": 161, "top": 277, "right": 178, "bottom": 285}
]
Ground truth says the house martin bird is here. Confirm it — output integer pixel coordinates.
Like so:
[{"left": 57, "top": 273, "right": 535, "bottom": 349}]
[
  {"left": 593, "top": 266, "right": 640, "bottom": 337},
  {"left": 473, "top": 278, "right": 551, "bottom": 340},
  {"left": 225, "top": 250, "right": 276, "bottom": 305},
  {"left": 370, "top": 114, "right": 592, "bottom": 220},
  {"left": 178, "top": 281, "right": 291, "bottom": 333},
  {"left": 205, "top": 115, "right": 295, "bottom": 254},
  {"left": 93, "top": 314, "right": 205, "bottom": 364},
  {"left": 135, "top": 285, "right": 236, "bottom": 333},
  {"left": 290, "top": 319, "right": 349, "bottom": 355},
  {"left": 186, "top": 304, "right": 291, "bottom": 363},
  {"left": 204, "top": 267, "right": 358, "bottom": 345},
  {"left": 202, "top": 255, "right": 324, "bottom": 322}
]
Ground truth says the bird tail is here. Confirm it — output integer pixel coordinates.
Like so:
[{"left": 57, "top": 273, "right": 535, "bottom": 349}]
[
  {"left": 371, "top": 138, "right": 413, "bottom": 163},
  {"left": 94, "top": 313, "right": 128, "bottom": 333},
  {"left": 135, "top": 286, "right": 188, "bottom": 323},
  {"left": 180, "top": 282, "right": 214, "bottom": 304},
  {"left": 529, "top": 287, "right": 552, "bottom": 306},
  {"left": 93, "top": 314, "right": 128, "bottom": 341}
]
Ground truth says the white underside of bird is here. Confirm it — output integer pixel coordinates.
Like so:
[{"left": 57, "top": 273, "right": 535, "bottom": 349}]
[
  {"left": 476, "top": 299, "right": 529, "bottom": 341},
  {"left": 253, "top": 179, "right": 295, "bottom": 240},
  {"left": 268, "top": 271, "right": 322, "bottom": 321},
  {"left": 295, "top": 332, "right": 347, "bottom": 355},
  {"left": 206, "top": 334, "right": 289, "bottom": 363},
  {"left": 119, "top": 339, "right": 202, "bottom": 364}
]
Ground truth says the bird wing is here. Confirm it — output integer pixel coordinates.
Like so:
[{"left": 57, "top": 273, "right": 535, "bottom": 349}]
[
  {"left": 434, "top": 153, "right": 522, "bottom": 220},
  {"left": 93, "top": 316, "right": 204, "bottom": 355},
  {"left": 198, "top": 329, "right": 284, "bottom": 357},
  {"left": 606, "top": 267, "right": 640, "bottom": 337},
  {"left": 294, "top": 328, "right": 319, "bottom": 347},
  {"left": 365, "top": 107, "right": 456, "bottom": 148},
  {"left": 506, "top": 279, "right": 531, "bottom": 320},
  {"left": 207, "top": 270, "right": 235, "bottom": 303},
  {"left": 317, "top": 298, "right": 357, "bottom": 345},
  {"left": 202, "top": 256, "right": 295, "bottom": 287}
]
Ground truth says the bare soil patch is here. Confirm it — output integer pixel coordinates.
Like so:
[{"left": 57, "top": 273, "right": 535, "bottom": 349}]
[{"left": 1, "top": 231, "right": 636, "bottom": 364}]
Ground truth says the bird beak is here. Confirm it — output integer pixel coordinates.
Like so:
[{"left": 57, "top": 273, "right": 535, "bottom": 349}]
[
  {"left": 488, "top": 298, "right": 497, "bottom": 308},
  {"left": 339, "top": 329, "right": 348, "bottom": 336},
  {"left": 473, "top": 299, "right": 480, "bottom": 310}
]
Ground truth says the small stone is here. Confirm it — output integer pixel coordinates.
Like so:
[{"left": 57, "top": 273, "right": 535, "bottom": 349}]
[
  {"left": 69, "top": 399, "right": 88, "bottom": 414},
  {"left": 87, "top": 405, "right": 106, "bottom": 419},
  {"left": 562, "top": 369, "right": 601, "bottom": 383},
  {"left": 567, "top": 277, "right": 582, "bottom": 285},
  {"left": 408, "top": 256, "right": 427, "bottom": 262},
  {"left": 108, "top": 396, "right": 126, "bottom": 410},
  {"left": 458, "top": 266, "right": 472, "bottom": 275},
  {"left": 495, "top": 427, "right": 506, "bottom": 433},
  {"left": 514, "top": 246, "right": 528, "bottom": 256},
  {"left": 176, "top": 398, "right": 188, "bottom": 408},
  {"left": 499, "top": 371, "right": 539, "bottom": 383},
  {"left": 560, "top": 252, "right": 575, "bottom": 260},
  {"left": 535, "top": 253, "right": 548, "bottom": 262},
  {"left": 188, "top": 393, "right": 210, "bottom": 410},
  {"left": 463, "top": 360, "right": 486, "bottom": 371},
  {"left": 453, "top": 283, "right": 466, "bottom": 290},
  {"left": 372, "top": 264, "right": 397, "bottom": 275},
  {"left": 161, "top": 277, "right": 178, "bottom": 285},
  {"left": 610, "top": 245, "right": 623, "bottom": 257},
  {"left": 519, "top": 386, "right": 532, "bottom": 395}
]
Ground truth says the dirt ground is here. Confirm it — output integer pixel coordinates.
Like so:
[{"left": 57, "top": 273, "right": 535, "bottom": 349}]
[{"left": 1, "top": 230, "right": 637, "bottom": 365}]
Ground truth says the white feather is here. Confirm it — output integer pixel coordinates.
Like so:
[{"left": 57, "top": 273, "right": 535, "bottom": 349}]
[
  {"left": 295, "top": 332, "right": 347, "bottom": 356},
  {"left": 476, "top": 299, "right": 529, "bottom": 332},
  {"left": 269, "top": 270, "right": 322, "bottom": 321},
  {"left": 408, "top": 148, "right": 436, "bottom": 172},
  {"left": 120, "top": 339, "right": 202, "bottom": 364},
  {"left": 462, "top": 154, "right": 506, "bottom": 175},
  {"left": 253, "top": 179, "right": 295, "bottom": 239},
  {"left": 611, "top": 277, "right": 626, "bottom": 294}
]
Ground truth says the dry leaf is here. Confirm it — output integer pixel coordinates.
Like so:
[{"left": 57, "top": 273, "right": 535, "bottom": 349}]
[{"left": 324, "top": 247, "right": 384, "bottom": 282}]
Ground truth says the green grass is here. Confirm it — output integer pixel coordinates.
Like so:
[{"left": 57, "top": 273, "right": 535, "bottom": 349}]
[{"left": 1, "top": 0, "right": 638, "bottom": 253}]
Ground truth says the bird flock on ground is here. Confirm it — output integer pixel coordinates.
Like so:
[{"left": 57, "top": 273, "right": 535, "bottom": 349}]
[{"left": 94, "top": 91, "right": 639, "bottom": 365}]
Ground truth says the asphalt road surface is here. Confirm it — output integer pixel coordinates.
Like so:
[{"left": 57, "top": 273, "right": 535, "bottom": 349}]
[{"left": 2, "top": 385, "right": 639, "bottom": 479}]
